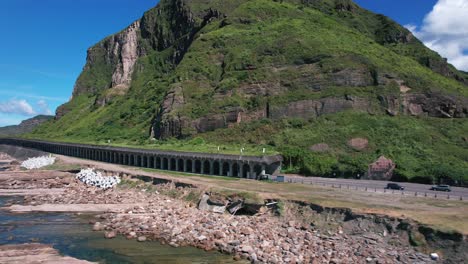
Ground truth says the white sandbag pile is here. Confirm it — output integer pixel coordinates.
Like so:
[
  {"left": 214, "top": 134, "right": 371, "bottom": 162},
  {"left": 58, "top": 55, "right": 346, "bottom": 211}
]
[
  {"left": 21, "top": 155, "right": 56, "bottom": 170},
  {"left": 76, "top": 168, "right": 121, "bottom": 189}
]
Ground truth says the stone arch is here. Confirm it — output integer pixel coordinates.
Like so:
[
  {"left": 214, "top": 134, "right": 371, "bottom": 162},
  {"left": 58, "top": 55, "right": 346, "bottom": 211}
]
[
  {"left": 242, "top": 163, "right": 250, "bottom": 178},
  {"left": 213, "top": 161, "right": 221, "bottom": 175},
  {"left": 177, "top": 158, "right": 184, "bottom": 171},
  {"left": 156, "top": 157, "right": 161, "bottom": 169},
  {"left": 232, "top": 163, "right": 240, "bottom": 177},
  {"left": 130, "top": 155, "right": 135, "bottom": 166},
  {"left": 142, "top": 156, "right": 148, "bottom": 167},
  {"left": 186, "top": 159, "right": 193, "bottom": 172},
  {"left": 254, "top": 164, "right": 262, "bottom": 179},
  {"left": 170, "top": 158, "right": 177, "bottom": 171},
  {"left": 162, "top": 157, "right": 168, "bottom": 170},
  {"left": 149, "top": 156, "right": 154, "bottom": 168},
  {"left": 222, "top": 162, "right": 230, "bottom": 176},
  {"left": 203, "top": 160, "right": 211, "bottom": 174},
  {"left": 137, "top": 155, "right": 142, "bottom": 167},
  {"left": 194, "top": 160, "right": 202, "bottom": 174}
]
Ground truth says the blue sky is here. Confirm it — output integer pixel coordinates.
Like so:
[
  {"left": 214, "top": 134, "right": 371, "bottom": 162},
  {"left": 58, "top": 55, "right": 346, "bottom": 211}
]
[{"left": 0, "top": 0, "right": 466, "bottom": 126}]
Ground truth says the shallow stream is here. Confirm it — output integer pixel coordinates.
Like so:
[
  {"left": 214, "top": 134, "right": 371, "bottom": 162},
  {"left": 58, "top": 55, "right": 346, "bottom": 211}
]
[{"left": 0, "top": 196, "right": 241, "bottom": 263}]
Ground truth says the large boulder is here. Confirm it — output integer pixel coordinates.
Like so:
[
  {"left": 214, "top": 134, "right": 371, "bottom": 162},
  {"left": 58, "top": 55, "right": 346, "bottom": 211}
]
[
  {"left": 309, "top": 143, "right": 330, "bottom": 153},
  {"left": 347, "top": 138, "right": 369, "bottom": 151},
  {"left": 198, "top": 194, "right": 226, "bottom": 214}
]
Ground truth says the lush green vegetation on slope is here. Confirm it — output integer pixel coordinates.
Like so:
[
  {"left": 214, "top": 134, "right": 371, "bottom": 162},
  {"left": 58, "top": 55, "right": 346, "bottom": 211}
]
[
  {"left": 29, "top": 0, "right": 467, "bottom": 183},
  {"left": 200, "top": 112, "right": 468, "bottom": 183}
]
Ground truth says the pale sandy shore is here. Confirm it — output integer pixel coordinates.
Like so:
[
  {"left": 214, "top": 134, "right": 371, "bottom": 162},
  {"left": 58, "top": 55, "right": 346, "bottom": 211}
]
[
  {"left": 4, "top": 203, "right": 144, "bottom": 213},
  {"left": 0, "top": 243, "right": 96, "bottom": 264}
]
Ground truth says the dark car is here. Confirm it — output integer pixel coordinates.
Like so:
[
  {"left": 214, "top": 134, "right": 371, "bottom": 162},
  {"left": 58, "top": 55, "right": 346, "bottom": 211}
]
[
  {"left": 385, "top": 183, "right": 405, "bottom": 190},
  {"left": 430, "top": 185, "right": 451, "bottom": 192}
]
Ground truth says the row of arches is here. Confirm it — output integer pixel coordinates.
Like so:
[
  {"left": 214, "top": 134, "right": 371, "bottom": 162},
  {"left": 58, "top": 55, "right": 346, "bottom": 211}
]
[{"left": 36, "top": 144, "right": 266, "bottom": 179}]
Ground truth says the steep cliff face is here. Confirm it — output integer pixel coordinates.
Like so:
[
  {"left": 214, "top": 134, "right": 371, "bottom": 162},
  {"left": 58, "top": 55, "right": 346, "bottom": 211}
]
[{"left": 47, "top": 0, "right": 468, "bottom": 136}]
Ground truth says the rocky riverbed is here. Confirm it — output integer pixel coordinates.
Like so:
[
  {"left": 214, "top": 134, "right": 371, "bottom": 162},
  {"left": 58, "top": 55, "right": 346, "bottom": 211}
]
[
  {"left": 9, "top": 181, "right": 435, "bottom": 263},
  {"left": 0, "top": 152, "right": 443, "bottom": 263}
]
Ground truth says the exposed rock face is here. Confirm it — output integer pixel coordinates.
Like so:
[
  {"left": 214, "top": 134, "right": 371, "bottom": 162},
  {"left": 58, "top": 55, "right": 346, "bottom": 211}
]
[
  {"left": 111, "top": 21, "right": 140, "bottom": 91},
  {"left": 54, "top": 104, "right": 69, "bottom": 120},
  {"left": 270, "top": 97, "right": 371, "bottom": 120},
  {"left": 380, "top": 92, "right": 468, "bottom": 118},
  {"left": 72, "top": 21, "right": 141, "bottom": 102},
  {"left": 347, "top": 138, "right": 369, "bottom": 151},
  {"left": 151, "top": 85, "right": 186, "bottom": 139},
  {"left": 70, "top": 0, "right": 197, "bottom": 99},
  {"left": 48, "top": 0, "right": 468, "bottom": 140},
  {"left": 366, "top": 156, "right": 395, "bottom": 180},
  {"left": 154, "top": 90, "right": 468, "bottom": 139}
]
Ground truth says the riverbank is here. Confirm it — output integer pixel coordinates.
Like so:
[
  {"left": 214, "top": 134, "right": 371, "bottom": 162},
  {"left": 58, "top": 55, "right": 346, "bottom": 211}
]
[
  {"left": 4, "top": 181, "right": 433, "bottom": 263},
  {"left": 0, "top": 244, "right": 95, "bottom": 264},
  {"left": 1, "top": 151, "right": 466, "bottom": 263},
  {"left": 0, "top": 162, "right": 432, "bottom": 263}
]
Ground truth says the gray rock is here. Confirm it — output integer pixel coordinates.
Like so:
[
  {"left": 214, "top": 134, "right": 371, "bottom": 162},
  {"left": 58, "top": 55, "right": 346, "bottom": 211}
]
[
  {"left": 198, "top": 194, "right": 226, "bottom": 214},
  {"left": 92, "top": 222, "right": 103, "bottom": 231},
  {"left": 104, "top": 231, "right": 117, "bottom": 239}
]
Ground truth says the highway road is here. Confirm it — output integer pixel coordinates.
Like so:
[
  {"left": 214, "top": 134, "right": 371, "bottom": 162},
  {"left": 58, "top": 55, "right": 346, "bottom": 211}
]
[{"left": 277, "top": 175, "right": 468, "bottom": 200}]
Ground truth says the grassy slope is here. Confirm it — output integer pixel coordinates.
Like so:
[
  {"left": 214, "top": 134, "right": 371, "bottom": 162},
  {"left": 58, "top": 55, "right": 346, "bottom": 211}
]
[
  {"left": 200, "top": 112, "right": 468, "bottom": 182},
  {"left": 29, "top": 0, "right": 468, "bottom": 182}
]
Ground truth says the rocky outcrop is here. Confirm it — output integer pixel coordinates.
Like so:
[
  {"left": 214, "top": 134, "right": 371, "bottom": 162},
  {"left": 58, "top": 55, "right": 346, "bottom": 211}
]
[
  {"left": 154, "top": 88, "right": 468, "bottom": 139},
  {"left": 69, "top": 0, "right": 201, "bottom": 101},
  {"left": 269, "top": 96, "right": 371, "bottom": 120},
  {"left": 347, "top": 138, "right": 369, "bottom": 151},
  {"left": 73, "top": 20, "right": 141, "bottom": 103},
  {"left": 110, "top": 21, "right": 140, "bottom": 91},
  {"left": 380, "top": 92, "right": 468, "bottom": 118},
  {"left": 151, "top": 85, "right": 186, "bottom": 139}
]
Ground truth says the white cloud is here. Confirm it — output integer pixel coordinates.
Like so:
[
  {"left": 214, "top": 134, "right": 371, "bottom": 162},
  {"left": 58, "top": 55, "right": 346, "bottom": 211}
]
[
  {"left": 37, "top": 99, "right": 53, "bottom": 115},
  {"left": 0, "top": 99, "right": 36, "bottom": 116},
  {"left": 0, "top": 114, "right": 24, "bottom": 127},
  {"left": 406, "top": 0, "right": 468, "bottom": 71}
]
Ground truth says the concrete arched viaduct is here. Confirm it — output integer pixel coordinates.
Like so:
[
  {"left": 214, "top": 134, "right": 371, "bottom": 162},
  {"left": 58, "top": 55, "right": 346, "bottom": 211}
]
[{"left": 0, "top": 138, "right": 282, "bottom": 179}]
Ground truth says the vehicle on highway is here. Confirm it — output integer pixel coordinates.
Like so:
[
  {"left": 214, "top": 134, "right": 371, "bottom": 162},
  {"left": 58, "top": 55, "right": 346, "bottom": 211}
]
[
  {"left": 385, "top": 183, "right": 405, "bottom": 190},
  {"left": 430, "top": 185, "right": 452, "bottom": 192}
]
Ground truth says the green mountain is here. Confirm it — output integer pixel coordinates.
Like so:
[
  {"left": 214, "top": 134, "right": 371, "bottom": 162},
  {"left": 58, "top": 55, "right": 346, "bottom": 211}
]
[
  {"left": 30, "top": 0, "right": 468, "bottom": 183},
  {"left": 0, "top": 115, "right": 53, "bottom": 136}
]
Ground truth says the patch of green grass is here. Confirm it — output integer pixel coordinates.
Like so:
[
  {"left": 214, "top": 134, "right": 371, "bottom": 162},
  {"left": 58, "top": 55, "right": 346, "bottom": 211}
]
[
  {"left": 215, "top": 189, "right": 263, "bottom": 204},
  {"left": 140, "top": 167, "right": 241, "bottom": 181},
  {"left": 201, "top": 111, "right": 468, "bottom": 182},
  {"left": 42, "top": 163, "right": 81, "bottom": 171}
]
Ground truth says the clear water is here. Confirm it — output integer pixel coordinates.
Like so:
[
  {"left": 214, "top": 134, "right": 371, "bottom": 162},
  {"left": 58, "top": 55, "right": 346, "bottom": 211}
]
[
  {"left": 0, "top": 162, "right": 7, "bottom": 171},
  {"left": 0, "top": 196, "right": 242, "bottom": 264}
]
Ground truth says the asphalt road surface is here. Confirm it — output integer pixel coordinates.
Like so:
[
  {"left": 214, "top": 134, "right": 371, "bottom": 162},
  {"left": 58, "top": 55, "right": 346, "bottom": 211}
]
[{"left": 278, "top": 175, "right": 468, "bottom": 200}]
